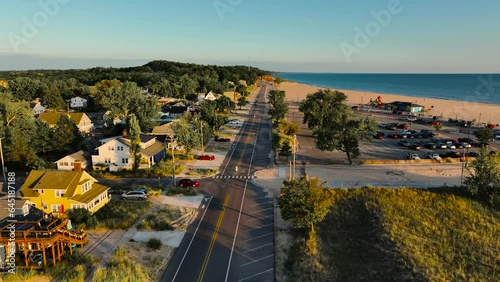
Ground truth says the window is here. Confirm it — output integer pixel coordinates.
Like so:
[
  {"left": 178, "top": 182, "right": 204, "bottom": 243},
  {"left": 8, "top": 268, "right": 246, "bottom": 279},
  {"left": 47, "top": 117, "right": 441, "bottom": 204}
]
[
  {"left": 63, "top": 162, "right": 69, "bottom": 166},
  {"left": 104, "top": 158, "right": 111, "bottom": 164},
  {"left": 39, "top": 189, "right": 44, "bottom": 194},
  {"left": 43, "top": 203, "right": 47, "bottom": 210},
  {"left": 82, "top": 181, "right": 92, "bottom": 193},
  {"left": 51, "top": 204, "right": 62, "bottom": 213},
  {"left": 55, "top": 190, "right": 64, "bottom": 197},
  {"left": 122, "top": 158, "right": 128, "bottom": 164},
  {"left": 117, "top": 146, "right": 123, "bottom": 151}
]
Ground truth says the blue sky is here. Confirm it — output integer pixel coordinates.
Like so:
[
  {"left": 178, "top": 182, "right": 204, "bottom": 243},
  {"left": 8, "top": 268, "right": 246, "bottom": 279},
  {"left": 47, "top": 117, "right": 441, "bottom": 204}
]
[{"left": 1, "top": 0, "right": 499, "bottom": 72}]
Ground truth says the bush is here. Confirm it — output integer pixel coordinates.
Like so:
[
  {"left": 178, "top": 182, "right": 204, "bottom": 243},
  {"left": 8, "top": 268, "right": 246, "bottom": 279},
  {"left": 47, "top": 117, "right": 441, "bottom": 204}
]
[
  {"left": 147, "top": 238, "right": 162, "bottom": 250},
  {"left": 166, "top": 186, "right": 196, "bottom": 196},
  {"left": 68, "top": 208, "right": 97, "bottom": 229},
  {"left": 93, "top": 200, "right": 153, "bottom": 229}
]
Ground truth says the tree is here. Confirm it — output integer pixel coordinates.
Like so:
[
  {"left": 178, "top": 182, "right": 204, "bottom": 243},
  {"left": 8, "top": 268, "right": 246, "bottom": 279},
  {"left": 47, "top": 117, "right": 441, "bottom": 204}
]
[
  {"left": 152, "top": 78, "right": 178, "bottom": 98},
  {"left": 274, "top": 76, "right": 285, "bottom": 87},
  {"left": 476, "top": 127, "right": 493, "bottom": 142},
  {"left": 52, "top": 114, "right": 82, "bottom": 152},
  {"left": 216, "top": 95, "right": 233, "bottom": 113},
  {"left": 93, "top": 79, "right": 122, "bottom": 106},
  {"left": 198, "top": 100, "right": 218, "bottom": 129},
  {"left": 235, "top": 84, "right": 247, "bottom": 96},
  {"left": 44, "top": 82, "right": 66, "bottom": 110},
  {"left": 278, "top": 119, "right": 299, "bottom": 137},
  {"left": 128, "top": 116, "right": 142, "bottom": 173},
  {"left": 280, "top": 140, "right": 292, "bottom": 160},
  {"left": 299, "top": 89, "right": 376, "bottom": 165},
  {"left": 278, "top": 177, "right": 334, "bottom": 231},
  {"left": 178, "top": 74, "right": 199, "bottom": 99},
  {"left": 129, "top": 95, "right": 160, "bottom": 132},
  {"left": 171, "top": 114, "right": 202, "bottom": 155},
  {"left": 464, "top": 147, "right": 499, "bottom": 207},
  {"left": 237, "top": 96, "right": 249, "bottom": 110},
  {"left": 0, "top": 92, "right": 32, "bottom": 126}
]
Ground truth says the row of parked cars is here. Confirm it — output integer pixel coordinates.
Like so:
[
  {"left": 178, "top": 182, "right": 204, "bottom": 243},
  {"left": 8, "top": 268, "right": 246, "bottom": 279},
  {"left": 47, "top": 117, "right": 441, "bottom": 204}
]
[
  {"left": 375, "top": 128, "right": 436, "bottom": 140},
  {"left": 407, "top": 151, "right": 479, "bottom": 161}
]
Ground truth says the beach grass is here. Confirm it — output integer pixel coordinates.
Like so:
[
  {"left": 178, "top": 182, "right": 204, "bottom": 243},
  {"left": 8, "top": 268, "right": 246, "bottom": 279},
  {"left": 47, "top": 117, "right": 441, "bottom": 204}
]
[{"left": 285, "top": 187, "right": 499, "bottom": 281}]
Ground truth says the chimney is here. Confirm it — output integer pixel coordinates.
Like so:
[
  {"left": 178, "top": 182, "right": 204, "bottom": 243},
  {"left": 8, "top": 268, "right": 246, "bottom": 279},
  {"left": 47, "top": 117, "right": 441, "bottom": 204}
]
[{"left": 74, "top": 160, "right": 82, "bottom": 172}]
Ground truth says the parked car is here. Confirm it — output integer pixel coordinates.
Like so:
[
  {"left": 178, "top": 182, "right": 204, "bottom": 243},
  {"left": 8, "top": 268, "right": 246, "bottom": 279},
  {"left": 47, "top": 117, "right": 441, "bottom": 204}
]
[
  {"left": 444, "top": 151, "right": 462, "bottom": 158},
  {"left": 178, "top": 178, "right": 200, "bottom": 187},
  {"left": 198, "top": 155, "right": 215, "bottom": 161},
  {"left": 446, "top": 143, "right": 456, "bottom": 149},
  {"left": 229, "top": 120, "right": 240, "bottom": 124},
  {"left": 409, "top": 144, "right": 421, "bottom": 151},
  {"left": 427, "top": 152, "right": 442, "bottom": 160},
  {"left": 373, "top": 132, "right": 384, "bottom": 139},
  {"left": 396, "top": 123, "right": 409, "bottom": 129},
  {"left": 436, "top": 143, "right": 448, "bottom": 149},
  {"left": 378, "top": 123, "right": 388, "bottom": 128},
  {"left": 407, "top": 153, "right": 421, "bottom": 160},
  {"left": 214, "top": 136, "right": 231, "bottom": 142},
  {"left": 398, "top": 140, "right": 411, "bottom": 147},
  {"left": 122, "top": 190, "right": 149, "bottom": 201},
  {"left": 420, "top": 130, "right": 435, "bottom": 138},
  {"left": 388, "top": 133, "right": 399, "bottom": 139},
  {"left": 424, "top": 142, "right": 437, "bottom": 149}
]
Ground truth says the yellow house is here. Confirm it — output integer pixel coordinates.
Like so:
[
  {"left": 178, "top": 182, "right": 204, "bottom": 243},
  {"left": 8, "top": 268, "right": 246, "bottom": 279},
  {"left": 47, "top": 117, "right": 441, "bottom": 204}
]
[
  {"left": 19, "top": 170, "right": 110, "bottom": 214},
  {"left": 38, "top": 112, "right": 94, "bottom": 135}
]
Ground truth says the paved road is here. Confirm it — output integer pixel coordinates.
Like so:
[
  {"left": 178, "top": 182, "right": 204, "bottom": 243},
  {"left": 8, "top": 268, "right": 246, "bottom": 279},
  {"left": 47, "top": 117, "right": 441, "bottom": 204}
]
[{"left": 160, "top": 83, "right": 275, "bottom": 282}]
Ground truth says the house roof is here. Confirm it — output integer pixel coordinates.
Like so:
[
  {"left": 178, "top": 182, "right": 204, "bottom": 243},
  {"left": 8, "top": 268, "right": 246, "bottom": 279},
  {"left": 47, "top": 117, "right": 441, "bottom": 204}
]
[
  {"left": 38, "top": 112, "right": 88, "bottom": 125},
  {"left": 152, "top": 124, "right": 175, "bottom": 135},
  {"left": 56, "top": 150, "right": 87, "bottom": 163},
  {"left": 142, "top": 140, "right": 166, "bottom": 156},
  {"left": 0, "top": 197, "right": 29, "bottom": 221},
  {"left": 71, "top": 183, "right": 109, "bottom": 204},
  {"left": 19, "top": 170, "right": 97, "bottom": 198},
  {"left": 121, "top": 133, "right": 156, "bottom": 144}
]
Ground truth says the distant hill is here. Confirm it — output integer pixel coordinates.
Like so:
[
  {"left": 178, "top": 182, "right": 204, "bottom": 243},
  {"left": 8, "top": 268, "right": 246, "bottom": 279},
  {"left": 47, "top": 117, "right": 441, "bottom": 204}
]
[
  {"left": 0, "top": 60, "right": 270, "bottom": 89},
  {"left": 286, "top": 187, "right": 499, "bottom": 281}
]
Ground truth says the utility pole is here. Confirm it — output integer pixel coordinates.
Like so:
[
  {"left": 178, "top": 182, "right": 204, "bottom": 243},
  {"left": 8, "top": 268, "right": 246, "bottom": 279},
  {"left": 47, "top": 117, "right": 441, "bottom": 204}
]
[
  {"left": 461, "top": 121, "right": 473, "bottom": 186},
  {"left": 172, "top": 141, "right": 176, "bottom": 188},
  {"left": 200, "top": 119, "right": 204, "bottom": 155},
  {"left": 0, "top": 137, "right": 5, "bottom": 182},
  {"left": 293, "top": 135, "right": 297, "bottom": 179}
]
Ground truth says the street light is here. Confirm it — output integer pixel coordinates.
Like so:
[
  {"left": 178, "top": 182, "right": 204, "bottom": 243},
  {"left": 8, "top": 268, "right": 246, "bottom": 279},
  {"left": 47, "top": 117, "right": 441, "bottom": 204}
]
[{"left": 292, "top": 135, "right": 297, "bottom": 179}]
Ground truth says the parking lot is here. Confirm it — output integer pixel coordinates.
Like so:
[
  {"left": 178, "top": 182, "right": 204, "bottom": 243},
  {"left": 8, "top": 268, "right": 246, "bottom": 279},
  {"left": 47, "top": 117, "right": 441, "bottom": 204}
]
[{"left": 356, "top": 109, "right": 500, "bottom": 160}]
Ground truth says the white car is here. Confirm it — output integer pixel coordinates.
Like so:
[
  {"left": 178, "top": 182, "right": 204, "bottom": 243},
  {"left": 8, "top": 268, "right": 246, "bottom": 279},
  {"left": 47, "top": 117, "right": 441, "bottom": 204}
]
[
  {"left": 427, "top": 152, "right": 442, "bottom": 160},
  {"left": 229, "top": 120, "right": 239, "bottom": 124},
  {"left": 407, "top": 153, "right": 421, "bottom": 160}
]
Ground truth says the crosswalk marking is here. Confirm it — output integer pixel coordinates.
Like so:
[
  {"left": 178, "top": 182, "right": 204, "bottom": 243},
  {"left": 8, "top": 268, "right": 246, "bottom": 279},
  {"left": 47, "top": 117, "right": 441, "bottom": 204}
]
[{"left": 212, "top": 175, "right": 255, "bottom": 179}]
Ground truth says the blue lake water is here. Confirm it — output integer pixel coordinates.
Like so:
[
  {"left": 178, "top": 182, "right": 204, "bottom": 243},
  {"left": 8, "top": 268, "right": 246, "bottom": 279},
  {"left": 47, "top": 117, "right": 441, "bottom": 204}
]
[{"left": 277, "top": 73, "right": 500, "bottom": 105}]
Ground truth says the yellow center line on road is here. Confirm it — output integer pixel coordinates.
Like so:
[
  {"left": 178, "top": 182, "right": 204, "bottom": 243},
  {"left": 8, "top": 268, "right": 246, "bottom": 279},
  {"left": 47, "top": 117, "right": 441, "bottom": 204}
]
[{"left": 197, "top": 194, "right": 230, "bottom": 282}]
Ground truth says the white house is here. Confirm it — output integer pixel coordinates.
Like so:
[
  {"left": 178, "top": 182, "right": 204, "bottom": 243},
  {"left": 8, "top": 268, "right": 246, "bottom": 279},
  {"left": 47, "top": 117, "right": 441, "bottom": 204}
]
[
  {"left": 91, "top": 134, "right": 166, "bottom": 171},
  {"left": 30, "top": 101, "right": 46, "bottom": 115},
  {"left": 55, "top": 150, "right": 88, "bottom": 171},
  {"left": 197, "top": 91, "right": 217, "bottom": 102},
  {"left": 70, "top": 96, "right": 87, "bottom": 108}
]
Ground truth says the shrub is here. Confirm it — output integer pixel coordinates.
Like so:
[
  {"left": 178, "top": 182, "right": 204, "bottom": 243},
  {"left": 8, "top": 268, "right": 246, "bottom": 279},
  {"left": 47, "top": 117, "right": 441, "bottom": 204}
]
[
  {"left": 166, "top": 186, "right": 196, "bottom": 196},
  {"left": 147, "top": 238, "right": 162, "bottom": 250}
]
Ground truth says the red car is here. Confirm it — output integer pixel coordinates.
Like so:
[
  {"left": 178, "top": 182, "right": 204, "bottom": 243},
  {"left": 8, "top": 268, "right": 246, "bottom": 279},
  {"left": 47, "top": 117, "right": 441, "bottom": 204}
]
[
  {"left": 214, "top": 136, "right": 230, "bottom": 142},
  {"left": 198, "top": 155, "right": 215, "bottom": 161},
  {"left": 178, "top": 178, "right": 200, "bottom": 187}
]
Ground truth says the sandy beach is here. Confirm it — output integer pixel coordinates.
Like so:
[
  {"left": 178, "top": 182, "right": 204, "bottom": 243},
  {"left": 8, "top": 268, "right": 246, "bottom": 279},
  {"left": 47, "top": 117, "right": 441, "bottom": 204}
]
[{"left": 279, "top": 81, "right": 500, "bottom": 126}]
